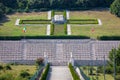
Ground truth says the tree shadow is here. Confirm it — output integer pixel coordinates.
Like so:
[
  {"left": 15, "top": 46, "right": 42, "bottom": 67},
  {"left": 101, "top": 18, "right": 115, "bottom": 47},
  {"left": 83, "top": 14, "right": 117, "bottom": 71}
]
[{"left": 0, "top": 15, "right": 10, "bottom": 26}]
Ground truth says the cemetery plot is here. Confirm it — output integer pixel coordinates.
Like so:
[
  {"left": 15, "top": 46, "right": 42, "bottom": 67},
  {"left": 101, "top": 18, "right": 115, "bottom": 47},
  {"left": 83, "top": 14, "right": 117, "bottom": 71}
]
[{"left": 53, "top": 24, "right": 66, "bottom": 35}]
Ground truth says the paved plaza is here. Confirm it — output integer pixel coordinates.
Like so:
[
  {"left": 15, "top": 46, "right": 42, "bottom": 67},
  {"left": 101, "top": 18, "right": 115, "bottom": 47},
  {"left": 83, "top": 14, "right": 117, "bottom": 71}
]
[{"left": 47, "top": 66, "right": 72, "bottom": 80}]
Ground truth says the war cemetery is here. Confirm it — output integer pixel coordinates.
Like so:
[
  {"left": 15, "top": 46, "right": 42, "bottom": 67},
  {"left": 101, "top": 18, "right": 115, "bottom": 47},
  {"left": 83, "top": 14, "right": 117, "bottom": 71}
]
[{"left": 0, "top": 0, "right": 120, "bottom": 80}]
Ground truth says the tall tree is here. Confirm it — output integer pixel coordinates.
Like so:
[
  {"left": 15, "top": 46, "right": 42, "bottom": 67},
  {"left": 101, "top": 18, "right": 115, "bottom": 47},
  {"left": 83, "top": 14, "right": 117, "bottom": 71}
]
[{"left": 110, "top": 0, "right": 120, "bottom": 17}]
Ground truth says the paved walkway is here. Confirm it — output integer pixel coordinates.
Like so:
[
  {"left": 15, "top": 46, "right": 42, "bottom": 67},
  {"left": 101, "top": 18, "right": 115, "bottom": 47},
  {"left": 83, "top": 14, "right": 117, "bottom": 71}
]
[{"left": 47, "top": 66, "right": 72, "bottom": 80}]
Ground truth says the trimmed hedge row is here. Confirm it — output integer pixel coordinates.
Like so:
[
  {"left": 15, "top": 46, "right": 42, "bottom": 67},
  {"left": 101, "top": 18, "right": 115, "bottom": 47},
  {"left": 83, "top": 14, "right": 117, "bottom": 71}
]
[
  {"left": 69, "top": 63, "right": 80, "bottom": 80},
  {"left": 63, "top": 10, "right": 66, "bottom": 19},
  {"left": 1, "top": 36, "right": 120, "bottom": 40},
  {"left": 68, "top": 19, "right": 98, "bottom": 21},
  {"left": 97, "top": 36, "right": 120, "bottom": 40},
  {"left": 67, "top": 20, "right": 98, "bottom": 24},
  {"left": 50, "top": 23, "right": 54, "bottom": 35},
  {"left": 40, "top": 63, "right": 50, "bottom": 80},
  {"left": 0, "top": 36, "right": 90, "bottom": 40},
  {"left": 19, "top": 20, "right": 51, "bottom": 24},
  {"left": 64, "top": 23, "right": 67, "bottom": 34},
  {"left": 51, "top": 10, "right": 54, "bottom": 17}
]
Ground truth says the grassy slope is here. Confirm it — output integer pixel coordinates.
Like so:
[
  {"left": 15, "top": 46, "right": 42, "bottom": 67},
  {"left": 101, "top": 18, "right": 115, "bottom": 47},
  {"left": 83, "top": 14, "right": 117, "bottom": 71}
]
[
  {"left": 70, "top": 9, "right": 120, "bottom": 38},
  {"left": 0, "top": 65, "right": 36, "bottom": 79},
  {"left": 0, "top": 12, "right": 47, "bottom": 36},
  {"left": 80, "top": 66, "right": 114, "bottom": 80}
]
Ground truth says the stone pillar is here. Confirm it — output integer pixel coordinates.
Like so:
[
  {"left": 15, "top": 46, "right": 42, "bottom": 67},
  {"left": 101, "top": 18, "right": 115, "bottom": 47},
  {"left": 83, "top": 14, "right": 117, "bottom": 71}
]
[
  {"left": 70, "top": 52, "right": 74, "bottom": 66},
  {"left": 44, "top": 52, "right": 48, "bottom": 66}
]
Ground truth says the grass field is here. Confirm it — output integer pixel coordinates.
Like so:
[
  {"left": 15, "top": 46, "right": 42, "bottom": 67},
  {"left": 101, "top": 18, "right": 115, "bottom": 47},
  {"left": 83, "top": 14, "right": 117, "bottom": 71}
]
[
  {"left": 0, "top": 12, "right": 47, "bottom": 36},
  {"left": 80, "top": 66, "right": 114, "bottom": 80},
  {"left": 53, "top": 24, "right": 66, "bottom": 35},
  {"left": 0, "top": 64, "right": 36, "bottom": 80},
  {"left": 0, "top": 9, "right": 120, "bottom": 37},
  {"left": 70, "top": 9, "right": 120, "bottom": 38}
]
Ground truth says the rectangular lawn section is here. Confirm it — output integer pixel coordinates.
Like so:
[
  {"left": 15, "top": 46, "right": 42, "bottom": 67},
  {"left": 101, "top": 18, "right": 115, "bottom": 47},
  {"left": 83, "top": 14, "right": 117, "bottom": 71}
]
[
  {"left": 53, "top": 24, "right": 66, "bottom": 35},
  {"left": 70, "top": 9, "right": 120, "bottom": 39},
  {"left": 0, "top": 12, "right": 47, "bottom": 36}
]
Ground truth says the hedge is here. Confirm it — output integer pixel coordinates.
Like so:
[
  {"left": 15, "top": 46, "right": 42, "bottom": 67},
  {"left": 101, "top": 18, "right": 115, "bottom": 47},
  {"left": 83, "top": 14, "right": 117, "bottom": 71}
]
[
  {"left": 0, "top": 36, "right": 90, "bottom": 40},
  {"left": 64, "top": 23, "right": 67, "bottom": 34},
  {"left": 67, "top": 19, "right": 98, "bottom": 24},
  {"left": 40, "top": 63, "right": 50, "bottom": 80},
  {"left": 51, "top": 10, "right": 54, "bottom": 17},
  {"left": 68, "top": 19, "right": 98, "bottom": 21},
  {"left": 63, "top": 10, "right": 66, "bottom": 19},
  {"left": 69, "top": 63, "right": 80, "bottom": 80},
  {"left": 97, "top": 36, "right": 120, "bottom": 40},
  {"left": 50, "top": 23, "right": 54, "bottom": 35},
  {"left": 19, "top": 20, "right": 51, "bottom": 24}
]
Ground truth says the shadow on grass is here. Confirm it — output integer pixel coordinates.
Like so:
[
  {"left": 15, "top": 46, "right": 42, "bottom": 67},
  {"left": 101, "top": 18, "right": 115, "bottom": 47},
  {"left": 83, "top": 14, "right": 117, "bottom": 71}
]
[{"left": 0, "top": 15, "right": 10, "bottom": 26}]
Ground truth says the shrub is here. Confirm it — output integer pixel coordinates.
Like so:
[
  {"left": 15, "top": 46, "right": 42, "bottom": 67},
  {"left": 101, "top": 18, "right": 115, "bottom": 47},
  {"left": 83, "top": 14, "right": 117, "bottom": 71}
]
[
  {"left": 5, "top": 8, "right": 13, "bottom": 14},
  {"left": 0, "top": 65, "right": 3, "bottom": 70},
  {"left": 69, "top": 63, "right": 80, "bottom": 80},
  {"left": 24, "top": 7, "right": 29, "bottom": 13},
  {"left": 40, "top": 63, "right": 50, "bottom": 80},
  {"left": 36, "top": 57, "right": 44, "bottom": 66},
  {"left": 116, "top": 75, "right": 120, "bottom": 80},
  {"left": 83, "top": 66, "right": 87, "bottom": 70},
  {"left": 4, "top": 65, "right": 12, "bottom": 70},
  {"left": 97, "top": 66, "right": 103, "bottom": 73},
  {"left": 105, "top": 66, "right": 113, "bottom": 74},
  {"left": 89, "top": 67, "right": 93, "bottom": 75},
  {"left": 20, "top": 71, "right": 30, "bottom": 78}
]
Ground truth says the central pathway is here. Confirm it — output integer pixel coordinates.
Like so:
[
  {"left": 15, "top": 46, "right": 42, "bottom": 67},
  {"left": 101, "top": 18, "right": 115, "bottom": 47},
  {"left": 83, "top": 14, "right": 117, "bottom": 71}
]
[{"left": 47, "top": 66, "right": 72, "bottom": 80}]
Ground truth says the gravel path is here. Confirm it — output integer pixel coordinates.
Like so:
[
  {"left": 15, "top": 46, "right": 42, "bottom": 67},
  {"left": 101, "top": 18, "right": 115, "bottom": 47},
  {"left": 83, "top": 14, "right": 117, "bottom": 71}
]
[
  {"left": 48, "top": 11, "right": 51, "bottom": 20},
  {"left": 66, "top": 11, "right": 70, "bottom": 19},
  {"left": 46, "top": 24, "right": 51, "bottom": 35},
  {"left": 67, "top": 24, "right": 71, "bottom": 35}
]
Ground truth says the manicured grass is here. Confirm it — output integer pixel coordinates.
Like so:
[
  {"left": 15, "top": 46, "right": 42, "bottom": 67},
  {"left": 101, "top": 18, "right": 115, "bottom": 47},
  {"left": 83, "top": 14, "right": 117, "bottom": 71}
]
[
  {"left": 54, "top": 11, "right": 63, "bottom": 15},
  {"left": 0, "top": 12, "right": 47, "bottom": 36},
  {"left": 70, "top": 9, "right": 120, "bottom": 38},
  {"left": 53, "top": 24, "right": 66, "bottom": 35},
  {"left": 80, "top": 66, "right": 114, "bottom": 80},
  {"left": 0, "top": 64, "right": 36, "bottom": 80}
]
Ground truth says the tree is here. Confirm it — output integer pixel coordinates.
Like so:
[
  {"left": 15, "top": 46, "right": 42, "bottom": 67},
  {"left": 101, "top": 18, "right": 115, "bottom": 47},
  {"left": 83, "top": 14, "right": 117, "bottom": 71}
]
[
  {"left": 36, "top": 57, "right": 44, "bottom": 66},
  {"left": 110, "top": 0, "right": 120, "bottom": 17},
  {"left": 108, "top": 46, "right": 120, "bottom": 74}
]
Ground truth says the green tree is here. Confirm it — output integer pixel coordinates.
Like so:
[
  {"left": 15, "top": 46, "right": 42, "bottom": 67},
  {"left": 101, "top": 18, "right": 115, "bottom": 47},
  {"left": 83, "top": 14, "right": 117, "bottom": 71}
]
[{"left": 110, "top": 0, "right": 120, "bottom": 17}]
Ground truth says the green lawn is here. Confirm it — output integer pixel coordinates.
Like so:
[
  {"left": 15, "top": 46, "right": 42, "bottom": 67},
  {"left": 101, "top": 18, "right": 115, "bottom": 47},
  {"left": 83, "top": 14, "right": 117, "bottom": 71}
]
[
  {"left": 80, "top": 66, "right": 114, "bottom": 80},
  {"left": 0, "top": 64, "right": 36, "bottom": 80},
  {"left": 0, "top": 9, "right": 120, "bottom": 37},
  {"left": 70, "top": 9, "right": 120, "bottom": 38},
  {"left": 0, "top": 12, "right": 47, "bottom": 36},
  {"left": 53, "top": 24, "right": 66, "bottom": 35}
]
